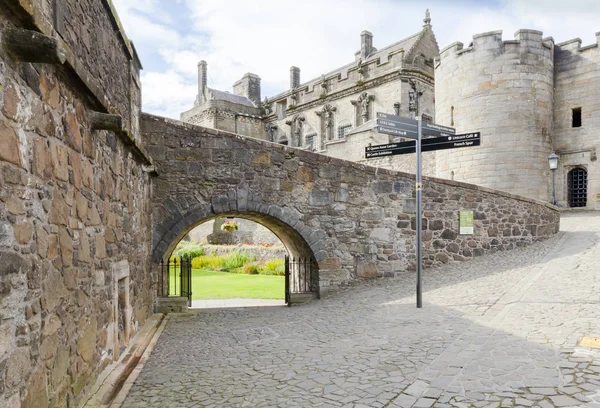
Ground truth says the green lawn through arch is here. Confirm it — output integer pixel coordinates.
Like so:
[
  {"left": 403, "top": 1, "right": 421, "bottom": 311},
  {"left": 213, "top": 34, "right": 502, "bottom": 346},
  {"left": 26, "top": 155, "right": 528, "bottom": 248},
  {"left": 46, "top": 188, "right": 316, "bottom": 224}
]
[{"left": 190, "top": 268, "right": 285, "bottom": 300}]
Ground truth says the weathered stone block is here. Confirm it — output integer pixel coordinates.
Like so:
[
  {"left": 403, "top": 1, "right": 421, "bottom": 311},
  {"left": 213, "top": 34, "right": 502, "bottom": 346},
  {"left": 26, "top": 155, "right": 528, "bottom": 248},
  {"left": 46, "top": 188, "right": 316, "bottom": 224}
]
[
  {"left": 0, "top": 122, "right": 22, "bottom": 167},
  {"left": 309, "top": 190, "right": 331, "bottom": 206},
  {"left": 5, "top": 349, "right": 30, "bottom": 388},
  {"left": 356, "top": 261, "right": 377, "bottom": 278},
  {"left": 14, "top": 220, "right": 33, "bottom": 244}
]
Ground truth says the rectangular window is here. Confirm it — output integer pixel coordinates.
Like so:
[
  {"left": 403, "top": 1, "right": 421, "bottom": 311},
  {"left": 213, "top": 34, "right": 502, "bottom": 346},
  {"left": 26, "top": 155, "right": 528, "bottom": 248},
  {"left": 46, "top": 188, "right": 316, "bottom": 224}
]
[
  {"left": 337, "top": 125, "right": 352, "bottom": 139},
  {"left": 305, "top": 133, "right": 317, "bottom": 150},
  {"left": 572, "top": 107, "right": 582, "bottom": 128},
  {"left": 276, "top": 101, "right": 287, "bottom": 119}
]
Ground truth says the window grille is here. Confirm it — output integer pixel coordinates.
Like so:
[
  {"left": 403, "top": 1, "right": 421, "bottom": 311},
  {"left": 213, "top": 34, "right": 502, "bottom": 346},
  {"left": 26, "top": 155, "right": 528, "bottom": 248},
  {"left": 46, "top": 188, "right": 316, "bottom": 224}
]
[
  {"left": 568, "top": 168, "right": 587, "bottom": 207},
  {"left": 337, "top": 125, "right": 351, "bottom": 139}
]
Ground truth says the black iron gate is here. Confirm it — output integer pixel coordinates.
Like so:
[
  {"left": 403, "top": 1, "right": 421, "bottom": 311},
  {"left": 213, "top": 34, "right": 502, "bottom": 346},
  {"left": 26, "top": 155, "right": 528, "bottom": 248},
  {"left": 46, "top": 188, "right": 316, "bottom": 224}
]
[
  {"left": 284, "top": 256, "right": 317, "bottom": 305},
  {"left": 568, "top": 168, "right": 587, "bottom": 207},
  {"left": 157, "top": 257, "right": 192, "bottom": 306}
]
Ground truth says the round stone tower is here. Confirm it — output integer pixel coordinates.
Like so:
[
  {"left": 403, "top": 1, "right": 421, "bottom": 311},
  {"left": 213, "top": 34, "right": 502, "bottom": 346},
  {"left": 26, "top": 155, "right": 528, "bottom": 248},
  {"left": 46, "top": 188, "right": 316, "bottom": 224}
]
[{"left": 434, "top": 29, "right": 555, "bottom": 201}]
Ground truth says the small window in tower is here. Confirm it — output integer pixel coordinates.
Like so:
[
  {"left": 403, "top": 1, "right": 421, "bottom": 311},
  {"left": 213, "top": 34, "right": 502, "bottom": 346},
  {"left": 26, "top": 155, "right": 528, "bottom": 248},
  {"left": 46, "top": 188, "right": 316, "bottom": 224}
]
[{"left": 572, "top": 107, "right": 582, "bottom": 128}]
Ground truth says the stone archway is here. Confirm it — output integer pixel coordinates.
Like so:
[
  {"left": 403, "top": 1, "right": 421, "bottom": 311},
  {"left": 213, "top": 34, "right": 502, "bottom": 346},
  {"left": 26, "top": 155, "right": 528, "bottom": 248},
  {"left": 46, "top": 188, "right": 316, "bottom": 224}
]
[{"left": 151, "top": 192, "right": 325, "bottom": 310}]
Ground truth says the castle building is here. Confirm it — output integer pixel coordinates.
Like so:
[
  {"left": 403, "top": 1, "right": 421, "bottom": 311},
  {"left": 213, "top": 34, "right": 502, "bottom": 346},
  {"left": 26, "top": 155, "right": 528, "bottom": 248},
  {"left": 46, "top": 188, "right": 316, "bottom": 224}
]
[
  {"left": 181, "top": 13, "right": 600, "bottom": 210},
  {"left": 181, "top": 12, "right": 439, "bottom": 161},
  {"left": 436, "top": 29, "right": 600, "bottom": 210}
]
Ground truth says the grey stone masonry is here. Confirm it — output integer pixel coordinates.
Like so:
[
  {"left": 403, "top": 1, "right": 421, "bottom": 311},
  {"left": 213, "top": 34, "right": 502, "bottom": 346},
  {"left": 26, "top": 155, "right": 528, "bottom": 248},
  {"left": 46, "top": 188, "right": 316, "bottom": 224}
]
[
  {"left": 0, "top": 1, "right": 153, "bottom": 407},
  {"left": 143, "top": 113, "right": 559, "bottom": 294}
]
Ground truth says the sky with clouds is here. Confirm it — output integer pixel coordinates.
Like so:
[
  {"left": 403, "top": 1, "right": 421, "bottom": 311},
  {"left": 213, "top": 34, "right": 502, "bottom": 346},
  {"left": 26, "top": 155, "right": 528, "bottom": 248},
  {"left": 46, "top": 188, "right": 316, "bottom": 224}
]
[{"left": 111, "top": 0, "right": 600, "bottom": 120}]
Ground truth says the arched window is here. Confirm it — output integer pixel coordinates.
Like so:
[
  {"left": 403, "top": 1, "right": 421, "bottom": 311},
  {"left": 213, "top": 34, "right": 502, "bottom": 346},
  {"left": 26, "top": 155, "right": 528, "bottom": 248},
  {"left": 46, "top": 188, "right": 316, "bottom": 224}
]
[{"left": 568, "top": 167, "right": 587, "bottom": 207}]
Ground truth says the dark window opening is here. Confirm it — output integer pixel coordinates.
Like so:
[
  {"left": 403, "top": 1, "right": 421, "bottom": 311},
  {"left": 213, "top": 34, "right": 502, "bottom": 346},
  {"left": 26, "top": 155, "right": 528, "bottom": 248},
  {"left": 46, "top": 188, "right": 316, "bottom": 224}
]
[{"left": 572, "top": 107, "right": 582, "bottom": 128}]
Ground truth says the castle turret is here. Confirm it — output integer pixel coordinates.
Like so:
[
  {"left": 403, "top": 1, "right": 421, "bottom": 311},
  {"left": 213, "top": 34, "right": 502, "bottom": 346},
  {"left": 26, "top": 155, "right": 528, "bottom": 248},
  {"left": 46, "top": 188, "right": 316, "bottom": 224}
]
[{"left": 435, "top": 29, "right": 555, "bottom": 201}]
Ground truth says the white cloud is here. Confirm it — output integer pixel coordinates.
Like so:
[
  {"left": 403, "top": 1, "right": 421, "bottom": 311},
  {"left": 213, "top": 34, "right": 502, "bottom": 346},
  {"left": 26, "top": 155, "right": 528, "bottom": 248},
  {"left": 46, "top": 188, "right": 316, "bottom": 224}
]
[
  {"left": 112, "top": 0, "right": 600, "bottom": 119},
  {"left": 141, "top": 71, "right": 197, "bottom": 120}
]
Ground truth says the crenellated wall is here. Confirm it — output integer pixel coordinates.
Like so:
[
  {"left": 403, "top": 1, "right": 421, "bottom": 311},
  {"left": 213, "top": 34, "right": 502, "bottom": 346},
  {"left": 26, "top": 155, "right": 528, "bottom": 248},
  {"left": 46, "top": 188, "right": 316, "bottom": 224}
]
[{"left": 435, "top": 29, "right": 555, "bottom": 201}]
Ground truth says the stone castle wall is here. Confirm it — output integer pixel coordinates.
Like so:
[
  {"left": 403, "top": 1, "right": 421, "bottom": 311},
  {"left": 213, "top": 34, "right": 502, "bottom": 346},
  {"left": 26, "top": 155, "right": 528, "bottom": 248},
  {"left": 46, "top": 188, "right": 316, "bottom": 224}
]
[
  {"left": 266, "top": 78, "right": 435, "bottom": 153},
  {"left": 145, "top": 114, "right": 559, "bottom": 295},
  {"left": 0, "top": 1, "right": 153, "bottom": 407},
  {"left": 553, "top": 35, "right": 600, "bottom": 209},
  {"left": 435, "top": 30, "right": 555, "bottom": 201}
]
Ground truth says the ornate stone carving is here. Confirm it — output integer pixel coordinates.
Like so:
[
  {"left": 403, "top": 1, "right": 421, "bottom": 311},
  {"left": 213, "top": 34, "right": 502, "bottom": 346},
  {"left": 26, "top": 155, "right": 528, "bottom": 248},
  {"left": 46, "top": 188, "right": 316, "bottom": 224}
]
[
  {"left": 320, "top": 75, "right": 327, "bottom": 91},
  {"left": 262, "top": 97, "right": 271, "bottom": 115},
  {"left": 265, "top": 122, "right": 278, "bottom": 142},
  {"left": 351, "top": 92, "right": 375, "bottom": 125},
  {"left": 289, "top": 92, "right": 298, "bottom": 106},
  {"left": 393, "top": 102, "right": 401, "bottom": 116},
  {"left": 316, "top": 104, "right": 337, "bottom": 149},
  {"left": 285, "top": 115, "right": 305, "bottom": 147},
  {"left": 424, "top": 9, "right": 431, "bottom": 26}
]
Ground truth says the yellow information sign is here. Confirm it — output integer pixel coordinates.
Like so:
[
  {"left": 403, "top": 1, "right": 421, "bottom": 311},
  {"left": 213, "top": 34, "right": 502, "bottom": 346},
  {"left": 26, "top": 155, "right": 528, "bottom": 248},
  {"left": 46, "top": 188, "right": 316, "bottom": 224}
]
[
  {"left": 459, "top": 210, "right": 474, "bottom": 235},
  {"left": 580, "top": 336, "right": 600, "bottom": 349}
]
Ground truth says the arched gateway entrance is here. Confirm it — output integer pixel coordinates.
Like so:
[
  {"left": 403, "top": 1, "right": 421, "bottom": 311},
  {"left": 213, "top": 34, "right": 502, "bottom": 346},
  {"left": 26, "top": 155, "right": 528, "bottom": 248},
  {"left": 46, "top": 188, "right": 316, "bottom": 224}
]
[{"left": 152, "top": 201, "right": 321, "bottom": 311}]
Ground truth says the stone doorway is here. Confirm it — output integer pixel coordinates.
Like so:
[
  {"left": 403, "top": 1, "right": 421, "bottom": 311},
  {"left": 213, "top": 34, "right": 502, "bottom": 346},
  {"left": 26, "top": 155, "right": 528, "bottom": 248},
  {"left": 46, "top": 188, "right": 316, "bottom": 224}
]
[{"left": 112, "top": 260, "right": 131, "bottom": 360}]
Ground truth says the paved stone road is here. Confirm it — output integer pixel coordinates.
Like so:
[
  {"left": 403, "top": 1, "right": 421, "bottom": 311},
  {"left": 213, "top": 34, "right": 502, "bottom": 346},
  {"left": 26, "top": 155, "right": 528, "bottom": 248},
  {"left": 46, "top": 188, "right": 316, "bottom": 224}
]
[{"left": 122, "top": 212, "right": 600, "bottom": 407}]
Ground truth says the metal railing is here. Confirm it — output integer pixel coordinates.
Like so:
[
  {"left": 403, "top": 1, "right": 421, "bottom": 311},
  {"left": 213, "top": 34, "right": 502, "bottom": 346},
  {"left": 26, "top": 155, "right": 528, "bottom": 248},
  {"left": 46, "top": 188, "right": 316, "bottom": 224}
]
[{"left": 157, "top": 257, "right": 192, "bottom": 305}]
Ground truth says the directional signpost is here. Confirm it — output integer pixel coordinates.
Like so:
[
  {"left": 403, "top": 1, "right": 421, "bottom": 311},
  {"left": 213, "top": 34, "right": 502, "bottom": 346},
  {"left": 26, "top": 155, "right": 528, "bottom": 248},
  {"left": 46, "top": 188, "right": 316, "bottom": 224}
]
[
  {"left": 365, "top": 132, "right": 481, "bottom": 158},
  {"left": 368, "top": 113, "right": 480, "bottom": 309}
]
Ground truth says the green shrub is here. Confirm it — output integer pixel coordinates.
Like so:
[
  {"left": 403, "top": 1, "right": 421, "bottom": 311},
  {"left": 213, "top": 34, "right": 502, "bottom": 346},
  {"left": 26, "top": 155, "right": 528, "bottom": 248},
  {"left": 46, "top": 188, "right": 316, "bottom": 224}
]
[
  {"left": 260, "top": 258, "right": 285, "bottom": 276},
  {"left": 192, "top": 255, "right": 226, "bottom": 270},
  {"left": 221, "top": 251, "right": 255, "bottom": 270},
  {"left": 242, "top": 262, "right": 260, "bottom": 275},
  {"left": 176, "top": 243, "right": 204, "bottom": 259}
]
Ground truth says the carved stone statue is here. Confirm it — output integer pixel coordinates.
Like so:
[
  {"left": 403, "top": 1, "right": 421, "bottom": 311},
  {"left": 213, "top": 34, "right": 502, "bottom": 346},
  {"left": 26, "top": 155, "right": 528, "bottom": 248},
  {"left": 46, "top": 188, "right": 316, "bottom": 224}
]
[
  {"left": 262, "top": 97, "right": 271, "bottom": 115},
  {"left": 424, "top": 9, "right": 431, "bottom": 26},
  {"left": 265, "top": 122, "right": 277, "bottom": 142},
  {"left": 394, "top": 102, "right": 401, "bottom": 116},
  {"left": 285, "top": 115, "right": 305, "bottom": 147},
  {"left": 320, "top": 74, "right": 327, "bottom": 91},
  {"left": 408, "top": 79, "right": 424, "bottom": 115},
  {"left": 316, "top": 104, "right": 337, "bottom": 149},
  {"left": 351, "top": 92, "right": 374, "bottom": 124},
  {"left": 290, "top": 92, "right": 298, "bottom": 106}
]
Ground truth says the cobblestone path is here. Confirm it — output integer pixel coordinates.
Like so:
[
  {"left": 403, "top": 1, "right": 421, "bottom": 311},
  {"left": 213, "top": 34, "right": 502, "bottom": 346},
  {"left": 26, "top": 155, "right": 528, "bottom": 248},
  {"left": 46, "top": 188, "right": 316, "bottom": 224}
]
[{"left": 122, "top": 212, "right": 600, "bottom": 407}]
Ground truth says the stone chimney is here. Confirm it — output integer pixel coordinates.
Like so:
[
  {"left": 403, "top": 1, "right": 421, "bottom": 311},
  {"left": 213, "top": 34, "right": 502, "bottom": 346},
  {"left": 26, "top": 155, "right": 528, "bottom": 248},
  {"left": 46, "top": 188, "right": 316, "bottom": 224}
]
[
  {"left": 233, "top": 73, "right": 261, "bottom": 106},
  {"left": 196, "top": 60, "right": 207, "bottom": 105},
  {"left": 360, "top": 30, "right": 373, "bottom": 59},
  {"left": 290, "top": 66, "right": 300, "bottom": 89}
]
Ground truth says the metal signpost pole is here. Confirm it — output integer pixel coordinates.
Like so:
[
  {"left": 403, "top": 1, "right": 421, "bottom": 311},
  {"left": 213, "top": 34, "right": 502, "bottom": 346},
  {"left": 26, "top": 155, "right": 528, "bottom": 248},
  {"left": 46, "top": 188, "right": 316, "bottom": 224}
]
[{"left": 416, "top": 119, "right": 423, "bottom": 308}]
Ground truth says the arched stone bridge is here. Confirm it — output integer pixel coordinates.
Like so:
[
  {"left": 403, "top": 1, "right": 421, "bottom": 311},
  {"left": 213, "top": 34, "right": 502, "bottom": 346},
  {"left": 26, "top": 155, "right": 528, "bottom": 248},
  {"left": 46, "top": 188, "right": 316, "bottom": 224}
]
[{"left": 142, "top": 113, "right": 559, "bottom": 296}]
